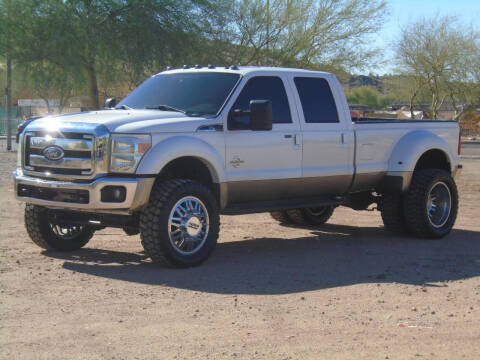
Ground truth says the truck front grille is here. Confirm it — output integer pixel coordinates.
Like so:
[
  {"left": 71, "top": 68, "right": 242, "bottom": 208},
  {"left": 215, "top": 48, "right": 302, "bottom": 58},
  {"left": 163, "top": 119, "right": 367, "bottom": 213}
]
[{"left": 24, "top": 132, "right": 94, "bottom": 177}]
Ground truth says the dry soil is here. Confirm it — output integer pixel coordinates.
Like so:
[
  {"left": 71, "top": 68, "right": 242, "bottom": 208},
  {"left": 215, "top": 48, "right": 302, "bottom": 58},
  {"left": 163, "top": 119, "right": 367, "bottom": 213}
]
[{"left": 1, "top": 151, "right": 479, "bottom": 360}]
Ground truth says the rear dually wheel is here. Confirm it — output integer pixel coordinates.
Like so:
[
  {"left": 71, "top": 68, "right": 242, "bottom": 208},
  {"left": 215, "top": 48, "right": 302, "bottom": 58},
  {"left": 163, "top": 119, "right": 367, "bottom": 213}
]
[
  {"left": 403, "top": 169, "right": 458, "bottom": 238},
  {"left": 287, "top": 206, "right": 335, "bottom": 226}
]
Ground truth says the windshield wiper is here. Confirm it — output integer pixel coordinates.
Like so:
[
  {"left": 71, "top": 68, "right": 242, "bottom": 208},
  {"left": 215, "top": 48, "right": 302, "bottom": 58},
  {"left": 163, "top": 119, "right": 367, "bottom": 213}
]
[
  {"left": 145, "top": 104, "right": 186, "bottom": 114},
  {"left": 116, "top": 104, "right": 132, "bottom": 110}
]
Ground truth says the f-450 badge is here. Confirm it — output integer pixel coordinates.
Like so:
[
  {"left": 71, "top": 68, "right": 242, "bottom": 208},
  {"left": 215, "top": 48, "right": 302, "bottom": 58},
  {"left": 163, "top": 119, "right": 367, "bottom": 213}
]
[{"left": 230, "top": 156, "right": 245, "bottom": 168}]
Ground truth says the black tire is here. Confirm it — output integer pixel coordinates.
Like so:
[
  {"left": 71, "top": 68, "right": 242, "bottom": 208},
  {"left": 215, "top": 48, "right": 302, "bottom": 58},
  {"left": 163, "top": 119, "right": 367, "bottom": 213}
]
[
  {"left": 286, "top": 206, "right": 335, "bottom": 226},
  {"left": 123, "top": 226, "right": 140, "bottom": 236},
  {"left": 404, "top": 169, "right": 458, "bottom": 238},
  {"left": 25, "top": 204, "right": 94, "bottom": 251},
  {"left": 270, "top": 211, "right": 292, "bottom": 224},
  {"left": 139, "top": 179, "right": 220, "bottom": 268},
  {"left": 380, "top": 193, "right": 408, "bottom": 235}
]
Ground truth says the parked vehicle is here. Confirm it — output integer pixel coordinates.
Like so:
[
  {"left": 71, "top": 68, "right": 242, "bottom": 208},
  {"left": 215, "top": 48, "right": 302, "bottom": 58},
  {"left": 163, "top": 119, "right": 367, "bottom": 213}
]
[
  {"left": 16, "top": 116, "right": 43, "bottom": 143},
  {"left": 14, "top": 66, "right": 462, "bottom": 267}
]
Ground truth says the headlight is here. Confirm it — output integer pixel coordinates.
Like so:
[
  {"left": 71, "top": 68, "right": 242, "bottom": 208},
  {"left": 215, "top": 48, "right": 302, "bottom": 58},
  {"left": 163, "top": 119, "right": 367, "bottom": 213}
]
[
  {"left": 17, "top": 133, "right": 24, "bottom": 168},
  {"left": 109, "top": 134, "right": 151, "bottom": 173}
]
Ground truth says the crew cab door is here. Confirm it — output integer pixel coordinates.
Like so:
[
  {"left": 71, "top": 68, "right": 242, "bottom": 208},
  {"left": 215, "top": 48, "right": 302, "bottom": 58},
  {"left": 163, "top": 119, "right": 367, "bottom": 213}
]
[
  {"left": 224, "top": 75, "right": 302, "bottom": 204},
  {"left": 288, "top": 75, "right": 354, "bottom": 196}
]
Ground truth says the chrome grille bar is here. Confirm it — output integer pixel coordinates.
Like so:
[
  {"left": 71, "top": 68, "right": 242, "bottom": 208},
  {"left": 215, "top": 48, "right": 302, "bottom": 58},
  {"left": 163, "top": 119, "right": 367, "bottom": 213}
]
[
  {"left": 29, "top": 155, "right": 92, "bottom": 170},
  {"left": 29, "top": 137, "right": 92, "bottom": 151}
]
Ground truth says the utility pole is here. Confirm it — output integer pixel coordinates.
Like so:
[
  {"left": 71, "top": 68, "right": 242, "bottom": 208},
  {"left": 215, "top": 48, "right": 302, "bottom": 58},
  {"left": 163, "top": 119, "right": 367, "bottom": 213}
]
[
  {"left": 5, "top": 0, "right": 13, "bottom": 151},
  {"left": 6, "top": 55, "right": 12, "bottom": 151},
  {"left": 266, "top": 0, "right": 270, "bottom": 65}
]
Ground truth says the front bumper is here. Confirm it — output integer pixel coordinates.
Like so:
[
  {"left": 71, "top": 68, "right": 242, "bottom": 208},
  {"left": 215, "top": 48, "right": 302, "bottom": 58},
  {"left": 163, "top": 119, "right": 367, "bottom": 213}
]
[{"left": 14, "top": 170, "right": 155, "bottom": 213}]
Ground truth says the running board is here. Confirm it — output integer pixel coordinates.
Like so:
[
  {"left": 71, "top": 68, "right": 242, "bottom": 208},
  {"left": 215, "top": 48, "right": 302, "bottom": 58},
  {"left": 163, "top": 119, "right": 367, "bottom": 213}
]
[{"left": 221, "top": 196, "right": 345, "bottom": 215}]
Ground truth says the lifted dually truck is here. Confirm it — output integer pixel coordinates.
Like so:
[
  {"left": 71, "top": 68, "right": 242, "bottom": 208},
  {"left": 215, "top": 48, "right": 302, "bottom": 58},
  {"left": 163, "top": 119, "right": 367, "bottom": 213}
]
[{"left": 14, "top": 66, "right": 462, "bottom": 268}]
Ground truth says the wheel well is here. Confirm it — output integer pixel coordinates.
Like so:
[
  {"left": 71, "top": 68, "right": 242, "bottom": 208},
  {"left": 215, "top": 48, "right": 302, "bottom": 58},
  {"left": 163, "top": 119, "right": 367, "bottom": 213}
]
[
  {"left": 158, "top": 157, "right": 219, "bottom": 202},
  {"left": 414, "top": 149, "right": 451, "bottom": 173}
]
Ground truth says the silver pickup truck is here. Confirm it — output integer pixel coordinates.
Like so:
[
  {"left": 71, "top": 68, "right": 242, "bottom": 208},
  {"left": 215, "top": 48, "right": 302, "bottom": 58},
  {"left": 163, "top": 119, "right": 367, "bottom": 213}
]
[{"left": 14, "top": 66, "right": 462, "bottom": 267}]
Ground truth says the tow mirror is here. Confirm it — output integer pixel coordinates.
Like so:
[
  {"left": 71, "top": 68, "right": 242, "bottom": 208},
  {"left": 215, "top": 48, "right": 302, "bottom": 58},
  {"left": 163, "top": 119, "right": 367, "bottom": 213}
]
[
  {"left": 229, "top": 99, "right": 273, "bottom": 131},
  {"left": 249, "top": 100, "right": 273, "bottom": 131},
  {"left": 104, "top": 97, "right": 116, "bottom": 109}
]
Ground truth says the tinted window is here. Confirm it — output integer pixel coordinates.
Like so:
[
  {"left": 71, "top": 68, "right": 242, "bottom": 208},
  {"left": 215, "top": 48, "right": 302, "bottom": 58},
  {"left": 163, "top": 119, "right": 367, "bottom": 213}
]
[
  {"left": 230, "top": 76, "right": 291, "bottom": 129},
  {"left": 294, "top": 77, "right": 339, "bottom": 123},
  {"left": 117, "top": 73, "right": 240, "bottom": 116}
]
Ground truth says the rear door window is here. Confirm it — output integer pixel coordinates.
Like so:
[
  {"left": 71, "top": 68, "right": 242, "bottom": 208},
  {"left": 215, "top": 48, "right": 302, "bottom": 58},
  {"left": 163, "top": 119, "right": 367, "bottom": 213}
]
[{"left": 294, "top": 77, "right": 339, "bottom": 123}]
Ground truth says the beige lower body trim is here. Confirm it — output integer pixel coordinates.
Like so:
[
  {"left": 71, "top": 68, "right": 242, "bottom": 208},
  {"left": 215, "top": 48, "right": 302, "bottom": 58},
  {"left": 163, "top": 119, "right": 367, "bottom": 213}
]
[{"left": 223, "top": 175, "right": 352, "bottom": 206}]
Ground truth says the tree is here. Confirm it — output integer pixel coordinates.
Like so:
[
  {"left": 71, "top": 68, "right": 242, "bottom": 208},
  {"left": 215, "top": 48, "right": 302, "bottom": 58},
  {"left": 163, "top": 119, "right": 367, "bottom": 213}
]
[
  {"left": 3, "top": 0, "right": 221, "bottom": 109},
  {"left": 0, "top": 0, "right": 15, "bottom": 148},
  {"left": 220, "top": 0, "right": 386, "bottom": 72},
  {"left": 2, "top": 0, "right": 389, "bottom": 110},
  {"left": 17, "top": 61, "right": 83, "bottom": 112},
  {"left": 396, "top": 16, "right": 480, "bottom": 120},
  {"left": 346, "top": 86, "right": 394, "bottom": 109}
]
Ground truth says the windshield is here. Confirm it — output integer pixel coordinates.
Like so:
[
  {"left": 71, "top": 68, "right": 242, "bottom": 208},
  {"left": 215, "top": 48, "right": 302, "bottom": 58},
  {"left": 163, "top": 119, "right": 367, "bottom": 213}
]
[{"left": 117, "top": 72, "right": 241, "bottom": 116}]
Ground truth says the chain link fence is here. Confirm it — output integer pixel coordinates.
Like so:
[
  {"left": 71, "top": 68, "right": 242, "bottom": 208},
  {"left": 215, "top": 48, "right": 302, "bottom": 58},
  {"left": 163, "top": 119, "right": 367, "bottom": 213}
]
[{"left": 0, "top": 106, "right": 21, "bottom": 136}]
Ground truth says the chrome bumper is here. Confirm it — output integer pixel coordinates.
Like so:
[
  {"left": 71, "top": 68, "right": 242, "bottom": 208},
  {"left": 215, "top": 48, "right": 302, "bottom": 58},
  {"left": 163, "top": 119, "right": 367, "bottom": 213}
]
[{"left": 14, "top": 170, "right": 155, "bottom": 213}]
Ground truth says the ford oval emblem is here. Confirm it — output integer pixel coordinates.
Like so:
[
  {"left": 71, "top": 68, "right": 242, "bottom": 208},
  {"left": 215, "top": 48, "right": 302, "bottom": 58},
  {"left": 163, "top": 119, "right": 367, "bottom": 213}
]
[{"left": 43, "top": 146, "right": 65, "bottom": 161}]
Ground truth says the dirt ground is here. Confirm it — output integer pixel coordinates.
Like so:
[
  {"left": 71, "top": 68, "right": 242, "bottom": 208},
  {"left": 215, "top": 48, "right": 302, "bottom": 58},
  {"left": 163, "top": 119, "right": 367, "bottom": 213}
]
[{"left": 0, "top": 151, "right": 479, "bottom": 360}]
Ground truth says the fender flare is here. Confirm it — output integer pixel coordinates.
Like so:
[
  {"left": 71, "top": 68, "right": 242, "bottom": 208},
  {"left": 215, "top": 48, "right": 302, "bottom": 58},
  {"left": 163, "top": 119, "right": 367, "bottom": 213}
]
[
  {"left": 388, "top": 130, "right": 453, "bottom": 173},
  {"left": 383, "top": 131, "right": 454, "bottom": 192},
  {"left": 136, "top": 136, "right": 226, "bottom": 183}
]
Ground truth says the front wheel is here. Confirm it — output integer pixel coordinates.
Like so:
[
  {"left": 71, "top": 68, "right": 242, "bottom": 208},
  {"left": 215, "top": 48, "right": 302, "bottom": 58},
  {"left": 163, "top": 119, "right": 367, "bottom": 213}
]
[
  {"left": 25, "top": 204, "right": 95, "bottom": 251},
  {"left": 140, "top": 179, "right": 220, "bottom": 268},
  {"left": 404, "top": 169, "right": 458, "bottom": 238}
]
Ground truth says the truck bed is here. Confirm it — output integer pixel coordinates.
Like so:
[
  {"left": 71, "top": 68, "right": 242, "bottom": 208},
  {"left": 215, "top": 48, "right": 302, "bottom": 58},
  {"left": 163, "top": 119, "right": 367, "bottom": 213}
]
[
  {"left": 352, "top": 117, "right": 457, "bottom": 124},
  {"left": 349, "top": 117, "right": 460, "bottom": 192}
]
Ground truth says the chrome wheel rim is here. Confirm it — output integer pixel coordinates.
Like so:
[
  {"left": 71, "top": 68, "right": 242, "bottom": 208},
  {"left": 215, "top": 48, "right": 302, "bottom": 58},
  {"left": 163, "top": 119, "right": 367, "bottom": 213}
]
[
  {"left": 306, "top": 207, "right": 328, "bottom": 217},
  {"left": 50, "top": 224, "right": 84, "bottom": 240},
  {"left": 427, "top": 181, "right": 451, "bottom": 228},
  {"left": 168, "top": 196, "right": 209, "bottom": 255}
]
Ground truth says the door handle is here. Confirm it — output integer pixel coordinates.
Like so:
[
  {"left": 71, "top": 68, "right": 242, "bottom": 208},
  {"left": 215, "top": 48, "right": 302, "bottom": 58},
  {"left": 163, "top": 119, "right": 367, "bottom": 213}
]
[
  {"left": 284, "top": 134, "right": 300, "bottom": 148},
  {"left": 294, "top": 134, "right": 301, "bottom": 146}
]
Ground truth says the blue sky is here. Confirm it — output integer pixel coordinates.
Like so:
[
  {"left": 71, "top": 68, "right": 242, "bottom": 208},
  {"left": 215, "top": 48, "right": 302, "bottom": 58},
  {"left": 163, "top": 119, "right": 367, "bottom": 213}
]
[{"left": 372, "top": 0, "right": 480, "bottom": 74}]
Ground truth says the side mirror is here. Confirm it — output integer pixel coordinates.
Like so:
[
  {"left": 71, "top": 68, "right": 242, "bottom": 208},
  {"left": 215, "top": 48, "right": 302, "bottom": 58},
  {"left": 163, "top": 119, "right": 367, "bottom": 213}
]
[
  {"left": 104, "top": 97, "right": 116, "bottom": 109},
  {"left": 228, "top": 99, "right": 273, "bottom": 131},
  {"left": 249, "top": 100, "right": 272, "bottom": 131}
]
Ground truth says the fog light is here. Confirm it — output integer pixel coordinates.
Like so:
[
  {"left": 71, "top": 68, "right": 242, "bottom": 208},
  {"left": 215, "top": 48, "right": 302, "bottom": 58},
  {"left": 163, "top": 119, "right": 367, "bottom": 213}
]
[{"left": 101, "top": 186, "right": 126, "bottom": 203}]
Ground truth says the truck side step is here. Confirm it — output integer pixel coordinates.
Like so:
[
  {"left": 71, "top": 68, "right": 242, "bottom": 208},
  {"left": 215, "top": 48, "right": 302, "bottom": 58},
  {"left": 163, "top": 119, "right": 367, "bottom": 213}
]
[{"left": 221, "top": 196, "right": 345, "bottom": 215}]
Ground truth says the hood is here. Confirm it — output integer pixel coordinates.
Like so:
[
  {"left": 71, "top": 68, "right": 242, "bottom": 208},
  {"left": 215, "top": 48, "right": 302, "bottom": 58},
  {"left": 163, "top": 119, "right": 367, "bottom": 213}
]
[{"left": 27, "top": 109, "right": 216, "bottom": 133}]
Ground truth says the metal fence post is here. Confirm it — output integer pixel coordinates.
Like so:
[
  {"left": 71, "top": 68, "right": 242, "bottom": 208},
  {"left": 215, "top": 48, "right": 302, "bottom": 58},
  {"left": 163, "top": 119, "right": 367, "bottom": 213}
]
[{"left": 6, "top": 56, "right": 12, "bottom": 151}]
